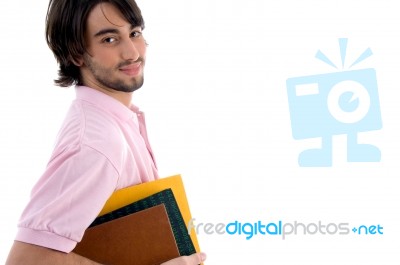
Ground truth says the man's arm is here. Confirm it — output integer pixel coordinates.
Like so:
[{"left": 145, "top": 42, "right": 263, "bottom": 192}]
[
  {"left": 5, "top": 241, "right": 102, "bottom": 265},
  {"left": 161, "top": 253, "right": 207, "bottom": 265},
  {"left": 6, "top": 241, "right": 207, "bottom": 265}
]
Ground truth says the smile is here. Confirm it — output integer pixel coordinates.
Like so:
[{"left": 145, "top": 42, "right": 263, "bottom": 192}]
[{"left": 119, "top": 62, "right": 142, "bottom": 76}]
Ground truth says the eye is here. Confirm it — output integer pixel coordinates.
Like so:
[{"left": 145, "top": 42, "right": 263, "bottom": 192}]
[
  {"left": 130, "top": 31, "right": 142, "bottom": 38},
  {"left": 102, "top": 37, "right": 117, "bottom": 44}
]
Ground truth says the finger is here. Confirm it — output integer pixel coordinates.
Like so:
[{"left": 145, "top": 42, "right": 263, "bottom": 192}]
[{"left": 193, "top": 252, "right": 207, "bottom": 264}]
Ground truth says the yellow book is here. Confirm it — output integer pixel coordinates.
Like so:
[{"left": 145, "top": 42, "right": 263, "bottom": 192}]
[{"left": 98, "top": 174, "right": 201, "bottom": 256}]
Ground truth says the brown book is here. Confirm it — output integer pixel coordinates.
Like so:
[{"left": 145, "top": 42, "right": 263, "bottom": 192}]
[{"left": 73, "top": 204, "right": 180, "bottom": 265}]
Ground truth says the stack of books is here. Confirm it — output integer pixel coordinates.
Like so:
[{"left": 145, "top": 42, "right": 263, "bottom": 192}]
[{"left": 73, "top": 175, "right": 202, "bottom": 265}]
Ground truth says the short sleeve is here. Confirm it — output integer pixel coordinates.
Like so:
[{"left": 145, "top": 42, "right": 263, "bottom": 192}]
[{"left": 15, "top": 144, "right": 119, "bottom": 253}]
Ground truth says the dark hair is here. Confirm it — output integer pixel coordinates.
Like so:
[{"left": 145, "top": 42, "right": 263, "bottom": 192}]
[{"left": 46, "top": 0, "right": 145, "bottom": 87}]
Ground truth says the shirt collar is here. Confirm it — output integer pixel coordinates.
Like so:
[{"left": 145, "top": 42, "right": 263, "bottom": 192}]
[{"left": 75, "top": 86, "right": 142, "bottom": 122}]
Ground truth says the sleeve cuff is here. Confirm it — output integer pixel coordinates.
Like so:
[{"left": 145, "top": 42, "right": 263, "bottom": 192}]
[{"left": 15, "top": 227, "right": 77, "bottom": 253}]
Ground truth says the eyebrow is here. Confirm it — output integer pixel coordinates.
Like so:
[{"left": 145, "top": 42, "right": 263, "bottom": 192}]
[
  {"left": 94, "top": 28, "right": 121, "bottom": 38},
  {"left": 93, "top": 25, "right": 139, "bottom": 38}
]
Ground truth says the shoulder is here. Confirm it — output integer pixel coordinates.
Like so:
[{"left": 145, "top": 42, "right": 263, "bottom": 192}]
[
  {"left": 53, "top": 101, "right": 121, "bottom": 143},
  {"left": 51, "top": 100, "right": 128, "bottom": 171}
]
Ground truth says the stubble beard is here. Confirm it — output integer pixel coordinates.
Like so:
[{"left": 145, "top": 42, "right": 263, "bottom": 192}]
[{"left": 83, "top": 55, "right": 145, "bottom": 93}]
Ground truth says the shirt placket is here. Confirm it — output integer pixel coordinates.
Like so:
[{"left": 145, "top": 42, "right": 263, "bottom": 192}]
[{"left": 136, "top": 112, "right": 157, "bottom": 169}]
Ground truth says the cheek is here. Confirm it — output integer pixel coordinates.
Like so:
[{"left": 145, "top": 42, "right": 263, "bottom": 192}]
[
  {"left": 138, "top": 41, "right": 147, "bottom": 58},
  {"left": 91, "top": 49, "right": 118, "bottom": 66}
]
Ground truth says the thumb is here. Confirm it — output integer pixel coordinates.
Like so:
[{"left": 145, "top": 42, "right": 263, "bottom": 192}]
[
  {"left": 197, "top": 252, "right": 207, "bottom": 263},
  {"left": 160, "top": 252, "right": 207, "bottom": 265},
  {"left": 187, "top": 252, "right": 207, "bottom": 264}
]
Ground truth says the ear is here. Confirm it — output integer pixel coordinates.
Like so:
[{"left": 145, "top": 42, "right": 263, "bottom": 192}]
[{"left": 70, "top": 55, "right": 84, "bottom": 67}]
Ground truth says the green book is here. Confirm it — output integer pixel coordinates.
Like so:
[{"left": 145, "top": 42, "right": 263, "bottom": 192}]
[{"left": 90, "top": 188, "right": 196, "bottom": 256}]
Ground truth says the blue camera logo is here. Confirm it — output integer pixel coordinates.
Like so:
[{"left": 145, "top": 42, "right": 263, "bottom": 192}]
[{"left": 286, "top": 39, "right": 382, "bottom": 167}]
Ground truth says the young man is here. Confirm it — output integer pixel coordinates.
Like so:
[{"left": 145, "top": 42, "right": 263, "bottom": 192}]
[{"left": 5, "top": 0, "right": 206, "bottom": 264}]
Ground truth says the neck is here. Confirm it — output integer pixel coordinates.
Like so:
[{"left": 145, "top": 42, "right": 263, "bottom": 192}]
[{"left": 87, "top": 84, "right": 133, "bottom": 107}]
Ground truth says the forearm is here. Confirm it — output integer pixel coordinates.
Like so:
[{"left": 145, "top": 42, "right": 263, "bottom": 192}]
[
  {"left": 7, "top": 241, "right": 206, "bottom": 265},
  {"left": 6, "top": 241, "right": 103, "bottom": 265}
]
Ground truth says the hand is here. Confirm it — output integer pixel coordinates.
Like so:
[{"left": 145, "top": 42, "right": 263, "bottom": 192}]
[{"left": 161, "top": 252, "right": 206, "bottom": 265}]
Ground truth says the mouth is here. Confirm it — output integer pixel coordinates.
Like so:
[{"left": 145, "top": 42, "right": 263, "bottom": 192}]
[{"left": 119, "top": 62, "right": 142, "bottom": 77}]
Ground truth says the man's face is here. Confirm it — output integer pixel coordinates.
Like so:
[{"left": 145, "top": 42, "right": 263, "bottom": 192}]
[{"left": 80, "top": 3, "right": 147, "bottom": 93}]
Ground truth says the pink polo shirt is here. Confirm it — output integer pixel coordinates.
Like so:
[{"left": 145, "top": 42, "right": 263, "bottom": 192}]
[{"left": 15, "top": 86, "right": 159, "bottom": 253}]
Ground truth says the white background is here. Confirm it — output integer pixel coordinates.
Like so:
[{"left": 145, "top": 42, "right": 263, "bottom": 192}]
[{"left": 1, "top": 0, "right": 399, "bottom": 264}]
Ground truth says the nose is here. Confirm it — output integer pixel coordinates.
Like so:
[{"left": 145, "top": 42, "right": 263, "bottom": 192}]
[{"left": 121, "top": 39, "right": 140, "bottom": 61}]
